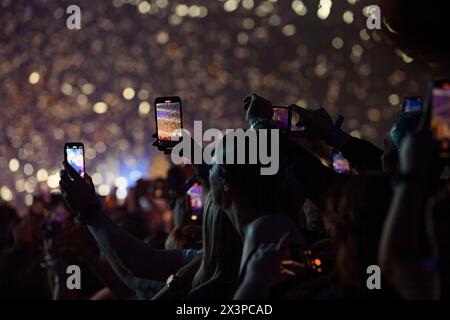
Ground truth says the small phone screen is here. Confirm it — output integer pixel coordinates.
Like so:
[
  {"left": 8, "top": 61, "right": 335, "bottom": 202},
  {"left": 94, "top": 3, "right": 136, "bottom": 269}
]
[
  {"left": 186, "top": 183, "right": 203, "bottom": 216},
  {"left": 156, "top": 100, "right": 182, "bottom": 143},
  {"left": 290, "top": 110, "right": 302, "bottom": 132},
  {"left": 431, "top": 84, "right": 450, "bottom": 156},
  {"left": 66, "top": 145, "right": 85, "bottom": 175},
  {"left": 272, "top": 107, "right": 289, "bottom": 130},
  {"left": 332, "top": 152, "right": 350, "bottom": 174},
  {"left": 403, "top": 98, "right": 422, "bottom": 112}
]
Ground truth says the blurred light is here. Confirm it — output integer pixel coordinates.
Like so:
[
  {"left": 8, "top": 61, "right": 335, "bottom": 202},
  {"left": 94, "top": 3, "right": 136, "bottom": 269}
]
[
  {"left": 175, "top": 4, "right": 189, "bottom": 16},
  {"left": 130, "top": 170, "right": 142, "bottom": 181},
  {"left": 331, "top": 37, "right": 344, "bottom": 49},
  {"left": 237, "top": 32, "right": 249, "bottom": 45},
  {"left": 24, "top": 194, "right": 33, "bottom": 206},
  {"left": 123, "top": 87, "right": 135, "bottom": 100},
  {"left": 350, "top": 130, "right": 361, "bottom": 138},
  {"left": 93, "top": 101, "right": 108, "bottom": 114},
  {"left": 368, "top": 108, "right": 381, "bottom": 122},
  {"left": 115, "top": 176, "right": 128, "bottom": 189},
  {"left": 92, "top": 172, "right": 103, "bottom": 185},
  {"left": 224, "top": 0, "right": 238, "bottom": 12},
  {"left": 282, "top": 24, "right": 296, "bottom": 37},
  {"left": 86, "top": 148, "right": 96, "bottom": 160},
  {"left": 36, "top": 169, "right": 48, "bottom": 182},
  {"left": 138, "top": 1, "right": 151, "bottom": 14},
  {"left": 156, "top": 0, "right": 168, "bottom": 9},
  {"left": 242, "top": 0, "right": 254, "bottom": 10},
  {"left": 139, "top": 101, "right": 151, "bottom": 115},
  {"left": 352, "top": 44, "right": 364, "bottom": 57},
  {"left": 188, "top": 5, "right": 201, "bottom": 17},
  {"left": 1, "top": 186, "right": 13, "bottom": 202},
  {"left": 198, "top": 6, "right": 208, "bottom": 18},
  {"left": 116, "top": 188, "right": 127, "bottom": 200},
  {"left": 388, "top": 94, "right": 400, "bottom": 106},
  {"left": 296, "top": 99, "right": 307, "bottom": 108},
  {"left": 24, "top": 163, "right": 33, "bottom": 176},
  {"left": 112, "top": 0, "right": 123, "bottom": 8},
  {"left": 266, "top": 14, "right": 279, "bottom": 27},
  {"left": 317, "top": 0, "right": 332, "bottom": 20},
  {"left": 61, "top": 83, "right": 73, "bottom": 95},
  {"left": 28, "top": 72, "right": 40, "bottom": 84},
  {"left": 343, "top": 10, "right": 354, "bottom": 24},
  {"left": 9, "top": 159, "right": 19, "bottom": 172},
  {"left": 400, "top": 52, "right": 414, "bottom": 63},
  {"left": 15, "top": 179, "right": 25, "bottom": 192},
  {"left": 242, "top": 18, "right": 255, "bottom": 30},
  {"left": 97, "top": 184, "right": 109, "bottom": 196},
  {"left": 81, "top": 83, "right": 95, "bottom": 95},
  {"left": 362, "top": 6, "right": 373, "bottom": 18},
  {"left": 47, "top": 174, "right": 60, "bottom": 189},
  {"left": 95, "top": 141, "right": 107, "bottom": 153},
  {"left": 359, "top": 29, "right": 370, "bottom": 41},
  {"left": 347, "top": 0, "right": 358, "bottom": 4},
  {"left": 191, "top": 214, "right": 198, "bottom": 221},
  {"left": 156, "top": 31, "right": 169, "bottom": 44},
  {"left": 24, "top": 180, "right": 36, "bottom": 193},
  {"left": 77, "top": 94, "right": 88, "bottom": 106},
  {"left": 292, "top": 0, "right": 307, "bottom": 16},
  {"left": 169, "top": 14, "right": 183, "bottom": 25},
  {"left": 138, "top": 89, "right": 149, "bottom": 100}
]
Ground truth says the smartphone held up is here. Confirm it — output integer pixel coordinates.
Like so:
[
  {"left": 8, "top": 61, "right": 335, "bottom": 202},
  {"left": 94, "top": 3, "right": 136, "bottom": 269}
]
[
  {"left": 402, "top": 96, "right": 423, "bottom": 113},
  {"left": 271, "top": 105, "right": 302, "bottom": 132},
  {"left": 64, "top": 142, "right": 85, "bottom": 177},
  {"left": 154, "top": 96, "right": 183, "bottom": 149}
]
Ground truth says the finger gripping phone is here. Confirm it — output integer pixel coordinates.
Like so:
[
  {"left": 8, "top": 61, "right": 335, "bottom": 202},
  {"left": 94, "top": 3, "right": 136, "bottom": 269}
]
[
  {"left": 154, "top": 96, "right": 183, "bottom": 148},
  {"left": 429, "top": 80, "right": 450, "bottom": 159},
  {"left": 64, "top": 142, "right": 85, "bottom": 176}
]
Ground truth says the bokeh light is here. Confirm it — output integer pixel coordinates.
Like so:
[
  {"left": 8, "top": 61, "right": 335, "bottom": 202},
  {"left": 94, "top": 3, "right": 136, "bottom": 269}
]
[{"left": 0, "top": 0, "right": 437, "bottom": 208}]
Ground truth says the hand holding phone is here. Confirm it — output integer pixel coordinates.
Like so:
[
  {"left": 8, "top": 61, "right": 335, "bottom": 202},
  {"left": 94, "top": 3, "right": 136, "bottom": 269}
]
[{"left": 154, "top": 96, "right": 183, "bottom": 149}]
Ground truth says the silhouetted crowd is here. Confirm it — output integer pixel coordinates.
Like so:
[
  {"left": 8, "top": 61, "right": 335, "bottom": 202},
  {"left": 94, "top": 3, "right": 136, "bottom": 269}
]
[{"left": 1, "top": 93, "right": 448, "bottom": 300}]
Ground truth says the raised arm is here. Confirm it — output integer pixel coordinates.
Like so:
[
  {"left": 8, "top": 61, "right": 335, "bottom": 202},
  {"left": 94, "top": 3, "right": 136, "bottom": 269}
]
[
  {"left": 378, "top": 131, "right": 439, "bottom": 299},
  {"left": 59, "top": 162, "right": 185, "bottom": 281}
]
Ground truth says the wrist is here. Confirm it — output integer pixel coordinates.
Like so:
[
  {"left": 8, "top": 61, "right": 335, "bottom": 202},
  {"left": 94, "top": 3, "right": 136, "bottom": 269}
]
[
  {"left": 250, "top": 118, "right": 272, "bottom": 130},
  {"left": 79, "top": 204, "right": 102, "bottom": 225}
]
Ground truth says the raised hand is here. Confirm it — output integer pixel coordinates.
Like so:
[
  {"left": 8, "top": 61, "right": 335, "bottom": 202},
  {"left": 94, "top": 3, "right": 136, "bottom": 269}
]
[
  {"left": 152, "top": 133, "right": 172, "bottom": 155},
  {"left": 243, "top": 93, "right": 273, "bottom": 128},
  {"left": 59, "top": 161, "right": 100, "bottom": 223}
]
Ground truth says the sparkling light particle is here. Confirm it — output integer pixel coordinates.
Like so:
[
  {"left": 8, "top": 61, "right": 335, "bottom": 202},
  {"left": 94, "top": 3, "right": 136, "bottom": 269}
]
[
  {"left": 28, "top": 72, "right": 40, "bottom": 84},
  {"left": 93, "top": 101, "right": 108, "bottom": 114}
]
